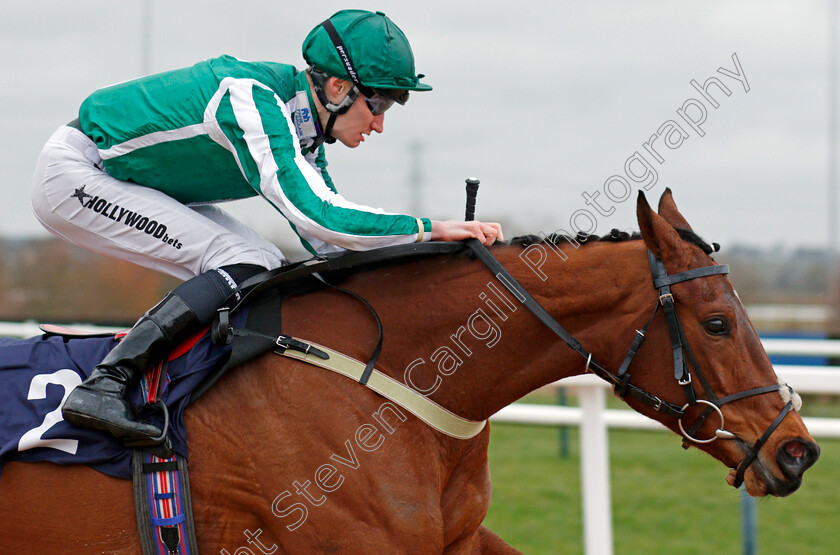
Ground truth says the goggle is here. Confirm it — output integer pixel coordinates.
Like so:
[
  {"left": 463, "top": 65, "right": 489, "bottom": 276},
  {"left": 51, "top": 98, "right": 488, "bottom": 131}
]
[
  {"left": 363, "top": 88, "right": 410, "bottom": 115},
  {"left": 364, "top": 93, "right": 397, "bottom": 116}
]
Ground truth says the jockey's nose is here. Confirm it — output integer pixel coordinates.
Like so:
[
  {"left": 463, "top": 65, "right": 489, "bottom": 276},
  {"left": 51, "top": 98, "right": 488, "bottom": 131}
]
[{"left": 371, "top": 113, "right": 384, "bottom": 134}]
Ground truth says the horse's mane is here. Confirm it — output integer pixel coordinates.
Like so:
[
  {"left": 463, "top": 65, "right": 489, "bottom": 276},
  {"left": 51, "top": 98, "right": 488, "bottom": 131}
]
[
  {"left": 509, "top": 228, "right": 718, "bottom": 255},
  {"left": 289, "top": 227, "right": 719, "bottom": 289}
]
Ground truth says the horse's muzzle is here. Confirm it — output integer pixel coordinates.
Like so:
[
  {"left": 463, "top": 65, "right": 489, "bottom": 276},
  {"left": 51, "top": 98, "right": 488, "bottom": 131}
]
[{"left": 753, "top": 438, "right": 821, "bottom": 497}]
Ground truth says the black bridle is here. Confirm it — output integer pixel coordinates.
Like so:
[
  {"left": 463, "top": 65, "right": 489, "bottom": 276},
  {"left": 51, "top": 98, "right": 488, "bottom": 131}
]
[
  {"left": 642, "top": 250, "right": 794, "bottom": 487},
  {"left": 465, "top": 239, "right": 796, "bottom": 489}
]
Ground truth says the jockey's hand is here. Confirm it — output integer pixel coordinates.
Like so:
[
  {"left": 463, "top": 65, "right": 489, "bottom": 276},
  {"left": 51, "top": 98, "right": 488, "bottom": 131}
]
[{"left": 430, "top": 220, "right": 504, "bottom": 246}]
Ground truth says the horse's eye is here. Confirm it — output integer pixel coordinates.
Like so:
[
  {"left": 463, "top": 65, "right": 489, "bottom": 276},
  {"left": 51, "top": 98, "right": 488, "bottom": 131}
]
[{"left": 704, "top": 317, "right": 730, "bottom": 336}]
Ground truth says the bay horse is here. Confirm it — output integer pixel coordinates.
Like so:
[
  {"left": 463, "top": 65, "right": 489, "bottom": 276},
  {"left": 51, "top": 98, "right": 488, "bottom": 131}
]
[{"left": 0, "top": 191, "right": 819, "bottom": 554}]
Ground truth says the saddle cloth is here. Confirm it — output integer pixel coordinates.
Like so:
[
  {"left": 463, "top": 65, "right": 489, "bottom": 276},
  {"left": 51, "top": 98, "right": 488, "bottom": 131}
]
[{"left": 0, "top": 309, "right": 247, "bottom": 480}]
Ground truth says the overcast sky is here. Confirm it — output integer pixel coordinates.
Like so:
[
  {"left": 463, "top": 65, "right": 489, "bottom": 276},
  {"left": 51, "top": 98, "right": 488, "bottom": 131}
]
[{"left": 1, "top": 1, "right": 837, "bottom": 259}]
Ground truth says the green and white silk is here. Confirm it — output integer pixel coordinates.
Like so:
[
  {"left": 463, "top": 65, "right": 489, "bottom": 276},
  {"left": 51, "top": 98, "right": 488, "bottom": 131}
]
[{"left": 79, "top": 55, "right": 431, "bottom": 255}]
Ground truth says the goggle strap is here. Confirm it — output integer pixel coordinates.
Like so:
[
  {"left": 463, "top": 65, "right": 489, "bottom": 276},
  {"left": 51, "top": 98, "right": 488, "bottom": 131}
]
[{"left": 310, "top": 68, "right": 358, "bottom": 116}]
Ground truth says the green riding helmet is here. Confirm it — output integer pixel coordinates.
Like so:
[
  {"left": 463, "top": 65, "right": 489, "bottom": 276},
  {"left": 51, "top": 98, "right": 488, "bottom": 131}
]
[{"left": 302, "top": 9, "right": 432, "bottom": 102}]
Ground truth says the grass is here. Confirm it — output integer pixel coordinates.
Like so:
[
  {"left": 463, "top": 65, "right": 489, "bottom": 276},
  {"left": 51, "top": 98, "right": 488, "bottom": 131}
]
[{"left": 482, "top": 396, "right": 840, "bottom": 554}]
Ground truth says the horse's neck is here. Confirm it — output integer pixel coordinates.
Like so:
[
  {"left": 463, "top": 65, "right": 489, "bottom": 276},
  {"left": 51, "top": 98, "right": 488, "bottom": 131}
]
[{"left": 353, "top": 241, "right": 654, "bottom": 422}]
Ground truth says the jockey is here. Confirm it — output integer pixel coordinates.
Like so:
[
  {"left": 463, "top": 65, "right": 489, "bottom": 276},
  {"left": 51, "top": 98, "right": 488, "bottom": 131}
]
[{"left": 31, "top": 10, "right": 502, "bottom": 446}]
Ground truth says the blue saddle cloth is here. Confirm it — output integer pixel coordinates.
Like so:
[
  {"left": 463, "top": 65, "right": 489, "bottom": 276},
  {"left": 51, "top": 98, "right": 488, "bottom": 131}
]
[{"left": 0, "top": 309, "right": 246, "bottom": 480}]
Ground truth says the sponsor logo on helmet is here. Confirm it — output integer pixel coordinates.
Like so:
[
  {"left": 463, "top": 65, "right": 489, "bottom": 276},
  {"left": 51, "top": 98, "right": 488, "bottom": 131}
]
[{"left": 335, "top": 45, "right": 359, "bottom": 83}]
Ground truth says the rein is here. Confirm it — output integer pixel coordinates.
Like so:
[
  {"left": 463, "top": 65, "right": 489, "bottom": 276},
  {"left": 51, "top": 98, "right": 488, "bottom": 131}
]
[{"left": 464, "top": 238, "right": 794, "bottom": 488}]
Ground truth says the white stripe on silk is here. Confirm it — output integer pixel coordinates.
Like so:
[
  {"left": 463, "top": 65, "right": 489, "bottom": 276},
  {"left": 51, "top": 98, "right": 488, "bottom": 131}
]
[
  {"left": 97, "top": 123, "right": 209, "bottom": 160},
  {"left": 225, "top": 78, "right": 417, "bottom": 250},
  {"left": 94, "top": 74, "right": 419, "bottom": 251}
]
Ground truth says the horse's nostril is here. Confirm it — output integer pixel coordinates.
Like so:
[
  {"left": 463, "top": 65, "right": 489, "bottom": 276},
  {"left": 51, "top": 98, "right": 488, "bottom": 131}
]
[
  {"left": 784, "top": 441, "right": 806, "bottom": 459},
  {"left": 777, "top": 439, "right": 820, "bottom": 479}
]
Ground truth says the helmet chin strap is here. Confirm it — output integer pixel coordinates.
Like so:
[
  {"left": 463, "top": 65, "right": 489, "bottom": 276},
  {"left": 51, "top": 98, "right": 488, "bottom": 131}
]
[
  {"left": 321, "top": 114, "right": 338, "bottom": 145},
  {"left": 309, "top": 67, "right": 360, "bottom": 145}
]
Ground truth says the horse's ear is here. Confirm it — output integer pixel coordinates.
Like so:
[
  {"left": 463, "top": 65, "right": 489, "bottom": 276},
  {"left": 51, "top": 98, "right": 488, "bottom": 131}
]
[
  {"left": 657, "top": 187, "right": 694, "bottom": 232},
  {"left": 637, "top": 191, "right": 692, "bottom": 267}
]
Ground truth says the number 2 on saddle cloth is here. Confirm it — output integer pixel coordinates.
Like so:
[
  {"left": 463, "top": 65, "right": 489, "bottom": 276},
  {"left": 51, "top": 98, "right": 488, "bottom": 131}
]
[{"left": 0, "top": 308, "right": 248, "bottom": 481}]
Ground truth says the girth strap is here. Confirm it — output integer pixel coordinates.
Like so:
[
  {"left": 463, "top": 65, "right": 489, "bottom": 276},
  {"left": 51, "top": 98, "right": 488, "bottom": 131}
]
[
  {"left": 273, "top": 336, "right": 487, "bottom": 439},
  {"left": 132, "top": 451, "right": 199, "bottom": 555}
]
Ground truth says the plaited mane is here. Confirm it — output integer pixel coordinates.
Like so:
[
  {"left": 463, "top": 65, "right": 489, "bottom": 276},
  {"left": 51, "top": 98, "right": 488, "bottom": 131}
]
[{"left": 509, "top": 228, "right": 719, "bottom": 255}]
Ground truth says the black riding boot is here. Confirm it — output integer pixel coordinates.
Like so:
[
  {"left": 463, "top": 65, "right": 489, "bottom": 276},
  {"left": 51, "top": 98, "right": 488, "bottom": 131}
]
[
  {"left": 62, "top": 293, "right": 199, "bottom": 441},
  {"left": 62, "top": 264, "right": 265, "bottom": 444}
]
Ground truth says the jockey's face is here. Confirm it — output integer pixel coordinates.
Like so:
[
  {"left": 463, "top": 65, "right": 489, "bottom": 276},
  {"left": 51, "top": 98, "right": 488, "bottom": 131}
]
[
  {"left": 318, "top": 76, "right": 385, "bottom": 148},
  {"left": 330, "top": 84, "right": 385, "bottom": 148}
]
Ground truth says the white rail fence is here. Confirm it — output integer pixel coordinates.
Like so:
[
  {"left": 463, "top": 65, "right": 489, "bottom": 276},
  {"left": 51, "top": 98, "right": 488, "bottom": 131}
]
[
  {"left": 2, "top": 324, "right": 839, "bottom": 554},
  {"left": 492, "top": 339, "right": 840, "bottom": 555}
]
